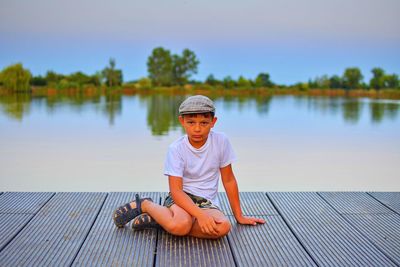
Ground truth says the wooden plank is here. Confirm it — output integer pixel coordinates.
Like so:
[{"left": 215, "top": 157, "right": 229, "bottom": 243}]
[
  {"left": 318, "top": 192, "right": 391, "bottom": 214},
  {"left": 227, "top": 215, "right": 316, "bottom": 267},
  {"left": 219, "top": 192, "right": 278, "bottom": 216},
  {"left": 319, "top": 192, "right": 400, "bottom": 265},
  {"left": 0, "top": 192, "right": 106, "bottom": 267},
  {"left": 269, "top": 192, "right": 333, "bottom": 219},
  {"left": 0, "top": 214, "right": 34, "bottom": 251},
  {"left": 344, "top": 213, "right": 400, "bottom": 266},
  {"left": 72, "top": 192, "right": 160, "bottom": 267},
  {"left": 159, "top": 192, "right": 169, "bottom": 204},
  {"left": 268, "top": 192, "right": 396, "bottom": 267},
  {"left": 368, "top": 192, "right": 400, "bottom": 214},
  {"left": 0, "top": 192, "right": 54, "bottom": 213},
  {"left": 0, "top": 192, "right": 54, "bottom": 251},
  {"left": 155, "top": 230, "right": 235, "bottom": 267},
  {"left": 157, "top": 192, "right": 235, "bottom": 266}
]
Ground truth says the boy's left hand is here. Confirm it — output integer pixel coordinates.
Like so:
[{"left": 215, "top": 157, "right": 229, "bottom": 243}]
[{"left": 236, "top": 216, "right": 266, "bottom": 226}]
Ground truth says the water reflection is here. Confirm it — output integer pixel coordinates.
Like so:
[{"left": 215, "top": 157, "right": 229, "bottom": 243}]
[
  {"left": 298, "top": 96, "right": 400, "bottom": 124},
  {"left": 369, "top": 102, "right": 399, "bottom": 124},
  {"left": 255, "top": 96, "right": 272, "bottom": 114},
  {"left": 103, "top": 91, "right": 122, "bottom": 125},
  {"left": 342, "top": 100, "right": 361, "bottom": 124},
  {"left": 0, "top": 92, "right": 32, "bottom": 120},
  {"left": 0, "top": 90, "right": 399, "bottom": 134},
  {"left": 140, "top": 94, "right": 185, "bottom": 135}
]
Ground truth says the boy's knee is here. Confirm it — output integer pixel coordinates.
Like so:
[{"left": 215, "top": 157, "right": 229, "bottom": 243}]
[
  {"left": 208, "top": 219, "right": 231, "bottom": 239},
  {"left": 217, "top": 220, "right": 231, "bottom": 237},
  {"left": 166, "top": 217, "right": 192, "bottom": 236}
]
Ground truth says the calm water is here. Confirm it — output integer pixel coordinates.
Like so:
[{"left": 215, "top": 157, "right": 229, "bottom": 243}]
[{"left": 1, "top": 93, "right": 399, "bottom": 192}]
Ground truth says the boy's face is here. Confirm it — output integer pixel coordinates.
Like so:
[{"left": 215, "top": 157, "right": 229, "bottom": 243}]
[{"left": 179, "top": 113, "right": 217, "bottom": 148}]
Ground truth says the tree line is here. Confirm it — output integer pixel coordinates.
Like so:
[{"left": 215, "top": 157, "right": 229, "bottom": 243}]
[
  {"left": 307, "top": 67, "right": 399, "bottom": 90},
  {"left": 0, "top": 58, "right": 123, "bottom": 91},
  {"left": 0, "top": 47, "right": 399, "bottom": 92}
]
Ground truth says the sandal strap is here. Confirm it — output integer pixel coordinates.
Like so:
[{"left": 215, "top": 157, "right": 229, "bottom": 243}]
[
  {"left": 139, "top": 214, "right": 150, "bottom": 224},
  {"left": 124, "top": 203, "right": 132, "bottom": 211},
  {"left": 135, "top": 194, "right": 141, "bottom": 214},
  {"left": 132, "top": 213, "right": 160, "bottom": 230},
  {"left": 115, "top": 203, "right": 132, "bottom": 214}
]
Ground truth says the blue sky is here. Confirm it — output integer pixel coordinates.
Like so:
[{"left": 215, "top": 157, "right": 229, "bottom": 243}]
[{"left": 1, "top": 0, "right": 399, "bottom": 84}]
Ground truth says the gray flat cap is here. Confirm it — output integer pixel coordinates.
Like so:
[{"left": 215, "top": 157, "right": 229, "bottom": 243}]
[{"left": 179, "top": 95, "right": 215, "bottom": 115}]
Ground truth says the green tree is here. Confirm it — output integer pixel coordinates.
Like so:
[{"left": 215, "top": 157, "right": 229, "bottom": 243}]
[
  {"left": 172, "top": 49, "right": 199, "bottom": 85},
  {"left": 223, "top": 76, "right": 235, "bottom": 88},
  {"left": 237, "top": 76, "right": 252, "bottom": 88},
  {"left": 101, "top": 58, "right": 123, "bottom": 87},
  {"left": 296, "top": 82, "right": 309, "bottom": 91},
  {"left": 45, "top": 70, "right": 64, "bottom": 86},
  {"left": 370, "top": 67, "right": 385, "bottom": 90},
  {"left": 30, "top": 75, "right": 47, "bottom": 86},
  {"left": 205, "top": 74, "right": 218, "bottom": 86},
  {"left": 136, "top": 77, "right": 152, "bottom": 89},
  {"left": 68, "top": 71, "right": 92, "bottom": 86},
  {"left": 147, "top": 47, "right": 199, "bottom": 86},
  {"left": 91, "top": 71, "right": 103, "bottom": 86},
  {"left": 384, "top": 74, "right": 399, "bottom": 89},
  {"left": 343, "top": 67, "right": 363, "bottom": 89},
  {"left": 308, "top": 78, "right": 317, "bottom": 89},
  {"left": 147, "top": 47, "right": 174, "bottom": 86},
  {"left": 313, "top": 75, "right": 331, "bottom": 89},
  {"left": 255, "top": 73, "right": 273, "bottom": 87},
  {"left": 0, "top": 63, "right": 31, "bottom": 91},
  {"left": 329, "top": 75, "right": 342, "bottom": 89}
]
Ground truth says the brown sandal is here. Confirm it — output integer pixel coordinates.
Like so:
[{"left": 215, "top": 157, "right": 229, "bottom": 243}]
[
  {"left": 112, "top": 194, "right": 153, "bottom": 228},
  {"left": 131, "top": 213, "right": 160, "bottom": 230}
]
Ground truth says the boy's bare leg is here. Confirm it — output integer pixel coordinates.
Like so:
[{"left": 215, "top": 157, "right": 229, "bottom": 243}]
[
  {"left": 128, "top": 200, "right": 230, "bottom": 239},
  {"left": 136, "top": 200, "right": 193, "bottom": 236},
  {"left": 188, "top": 209, "right": 231, "bottom": 239}
]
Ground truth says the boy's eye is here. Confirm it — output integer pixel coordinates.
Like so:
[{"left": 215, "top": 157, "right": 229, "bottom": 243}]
[{"left": 200, "top": 122, "right": 209, "bottom": 126}]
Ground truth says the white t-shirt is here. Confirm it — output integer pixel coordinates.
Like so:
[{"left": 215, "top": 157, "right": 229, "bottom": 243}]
[{"left": 164, "top": 131, "right": 237, "bottom": 207}]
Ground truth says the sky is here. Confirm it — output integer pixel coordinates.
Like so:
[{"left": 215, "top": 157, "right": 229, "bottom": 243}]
[{"left": 1, "top": 0, "right": 399, "bottom": 84}]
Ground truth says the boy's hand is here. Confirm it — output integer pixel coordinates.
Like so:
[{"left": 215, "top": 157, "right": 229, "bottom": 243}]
[
  {"left": 236, "top": 216, "right": 266, "bottom": 226},
  {"left": 196, "top": 212, "right": 221, "bottom": 235}
]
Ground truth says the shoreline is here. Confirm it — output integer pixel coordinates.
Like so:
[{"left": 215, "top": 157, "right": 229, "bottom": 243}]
[{"left": 1, "top": 86, "right": 400, "bottom": 100}]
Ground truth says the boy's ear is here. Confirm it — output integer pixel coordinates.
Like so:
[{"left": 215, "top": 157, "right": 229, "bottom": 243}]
[
  {"left": 178, "top": 115, "right": 184, "bottom": 126},
  {"left": 211, "top": 116, "right": 218, "bottom": 127}
]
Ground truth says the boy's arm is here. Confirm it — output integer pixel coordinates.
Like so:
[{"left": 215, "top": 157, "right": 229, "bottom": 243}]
[
  {"left": 169, "top": 176, "right": 221, "bottom": 235},
  {"left": 220, "top": 164, "right": 266, "bottom": 225}
]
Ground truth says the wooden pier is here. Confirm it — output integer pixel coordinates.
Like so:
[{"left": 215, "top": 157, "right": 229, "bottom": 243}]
[{"left": 0, "top": 192, "right": 399, "bottom": 266}]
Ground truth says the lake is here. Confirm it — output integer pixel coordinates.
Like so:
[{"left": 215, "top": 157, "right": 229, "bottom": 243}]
[{"left": 1, "top": 92, "right": 399, "bottom": 192}]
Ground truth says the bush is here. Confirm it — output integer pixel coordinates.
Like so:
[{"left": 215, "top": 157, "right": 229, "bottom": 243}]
[
  {"left": 135, "top": 77, "right": 152, "bottom": 89},
  {"left": 0, "top": 63, "right": 31, "bottom": 91},
  {"left": 30, "top": 75, "right": 47, "bottom": 86}
]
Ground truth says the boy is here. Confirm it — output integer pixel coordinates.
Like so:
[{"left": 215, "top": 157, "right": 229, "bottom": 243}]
[{"left": 113, "top": 95, "right": 265, "bottom": 239}]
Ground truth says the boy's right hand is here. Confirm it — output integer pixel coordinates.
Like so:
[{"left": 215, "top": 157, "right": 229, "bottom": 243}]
[{"left": 196, "top": 212, "right": 221, "bottom": 235}]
